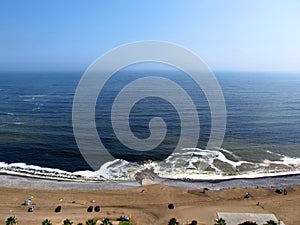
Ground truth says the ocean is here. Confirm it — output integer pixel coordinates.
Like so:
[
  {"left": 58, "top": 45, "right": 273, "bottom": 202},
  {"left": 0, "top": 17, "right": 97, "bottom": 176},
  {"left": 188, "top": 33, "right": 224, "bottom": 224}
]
[{"left": 0, "top": 70, "right": 299, "bottom": 182}]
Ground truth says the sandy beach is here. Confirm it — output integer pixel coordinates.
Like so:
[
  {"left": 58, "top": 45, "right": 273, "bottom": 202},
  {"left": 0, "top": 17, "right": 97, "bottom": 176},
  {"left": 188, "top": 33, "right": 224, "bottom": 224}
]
[{"left": 0, "top": 177, "right": 299, "bottom": 225}]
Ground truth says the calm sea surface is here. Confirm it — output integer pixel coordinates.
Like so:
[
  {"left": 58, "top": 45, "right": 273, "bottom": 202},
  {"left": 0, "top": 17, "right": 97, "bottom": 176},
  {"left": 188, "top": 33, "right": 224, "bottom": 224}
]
[{"left": 0, "top": 70, "right": 299, "bottom": 181}]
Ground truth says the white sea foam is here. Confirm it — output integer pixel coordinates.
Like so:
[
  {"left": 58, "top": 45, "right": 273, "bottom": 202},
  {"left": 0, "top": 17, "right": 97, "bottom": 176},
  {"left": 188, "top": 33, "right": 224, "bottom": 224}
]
[
  {"left": 19, "top": 95, "right": 48, "bottom": 102},
  {"left": 215, "top": 147, "right": 241, "bottom": 160},
  {"left": 32, "top": 107, "right": 41, "bottom": 111},
  {"left": 12, "top": 122, "right": 25, "bottom": 125},
  {"left": 0, "top": 162, "right": 105, "bottom": 181},
  {"left": 0, "top": 148, "right": 299, "bottom": 182},
  {"left": 0, "top": 112, "right": 15, "bottom": 116},
  {"left": 264, "top": 150, "right": 300, "bottom": 168},
  {"left": 19, "top": 95, "right": 48, "bottom": 98}
]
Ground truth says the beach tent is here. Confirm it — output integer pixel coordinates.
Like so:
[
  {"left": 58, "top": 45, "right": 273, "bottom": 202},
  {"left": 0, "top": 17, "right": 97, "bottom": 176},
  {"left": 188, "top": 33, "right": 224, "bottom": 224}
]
[
  {"left": 55, "top": 205, "right": 62, "bottom": 213},
  {"left": 118, "top": 216, "right": 130, "bottom": 221},
  {"left": 168, "top": 203, "right": 175, "bottom": 209},
  {"left": 87, "top": 206, "right": 93, "bottom": 212},
  {"left": 244, "top": 192, "right": 251, "bottom": 198},
  {"left": 24, "top": 200, "right": 31, "bottom": 206},
  {"left": 95, "top": 205, "right": 101, "bottom": 212},
  {"left": 28, "top": 205, "right": 35, "bottom": 212}
]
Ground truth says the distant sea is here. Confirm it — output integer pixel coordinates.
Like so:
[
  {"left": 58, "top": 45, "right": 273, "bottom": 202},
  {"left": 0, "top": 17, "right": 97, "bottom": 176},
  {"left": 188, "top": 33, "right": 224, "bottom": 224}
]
[{"left": 0, "top": 70, "right": 299, "bottom": 182}]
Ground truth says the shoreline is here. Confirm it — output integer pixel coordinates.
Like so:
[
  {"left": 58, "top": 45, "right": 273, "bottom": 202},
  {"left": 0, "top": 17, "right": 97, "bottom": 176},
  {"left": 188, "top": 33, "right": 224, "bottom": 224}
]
[{"left": 1, "top": 173, "right": 300, "bottom": 191}]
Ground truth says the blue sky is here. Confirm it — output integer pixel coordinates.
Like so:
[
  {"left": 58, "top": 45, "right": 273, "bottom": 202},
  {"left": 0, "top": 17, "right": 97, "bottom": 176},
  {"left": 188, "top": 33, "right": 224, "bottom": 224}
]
[{"left": 1, "top": 0, "right": 300, "bottom": 72}]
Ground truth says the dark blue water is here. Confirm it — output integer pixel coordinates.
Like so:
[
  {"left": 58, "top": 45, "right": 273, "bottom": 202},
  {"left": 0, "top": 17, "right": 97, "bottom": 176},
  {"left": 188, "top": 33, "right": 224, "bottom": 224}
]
[{"left": 0, "top": 70, "right": 299, "bottom": 176}]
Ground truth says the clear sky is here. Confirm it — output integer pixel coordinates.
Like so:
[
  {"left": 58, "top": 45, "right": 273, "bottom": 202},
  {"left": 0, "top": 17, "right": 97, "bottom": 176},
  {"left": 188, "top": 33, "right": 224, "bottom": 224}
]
[{"left": 1, "top": 0, "right": 300, "bottom": 72}]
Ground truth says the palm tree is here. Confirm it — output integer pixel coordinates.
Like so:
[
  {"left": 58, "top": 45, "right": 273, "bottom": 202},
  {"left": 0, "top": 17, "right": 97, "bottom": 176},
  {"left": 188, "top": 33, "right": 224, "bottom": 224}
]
[
  {"left": 42, "top": 219, "right": 53, "bottom": 225},
  {"left": 6, "top": 216, "right": 17, "bottom": 225},
  {"left": 63, "top": 219, "right": 74, "bottom": 225},
  {"left": 102, "top": 218, "right": 112, "bottom": 225},
  {"left": 264, "top": 220, "right": 278, "bottom": 225},
  {"left": 168, "top": 218, "right": 179, "bottom": 225},
  {"left": 85, "top": 219, "right": 98, "bottom": 225},
  {"left": 118, "top": 222, "right": 132, "bottom": 225},
  {"left": 215, "top": 218, "right": 227, "bottom": 225}
]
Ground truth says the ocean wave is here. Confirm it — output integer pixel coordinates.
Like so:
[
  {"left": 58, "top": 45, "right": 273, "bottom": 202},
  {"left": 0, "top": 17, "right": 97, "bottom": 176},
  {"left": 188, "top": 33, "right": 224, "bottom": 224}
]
[
  {"left": 32, "top": 107, "right": 41, "bottom": 111},
  {"left": 0, "top": 122, "right": 25, "bottom": 126},
  {"left": 19, "top": 95, "right": 48, "bottom": 99},
  {"left": 19, "top": 94, "right": 48, "bottom": 102},
  {"left": 0, "top": 148, "right": 299, "bottom": 182},
  {"left": 0, "top": 112, "right": 16, "bottom": 116},
  {"left": 11, "top": 122, "right": 25, "bottom": 125},
  {"left": 0, "top": 162, "right": 106, "bottom": 182}
]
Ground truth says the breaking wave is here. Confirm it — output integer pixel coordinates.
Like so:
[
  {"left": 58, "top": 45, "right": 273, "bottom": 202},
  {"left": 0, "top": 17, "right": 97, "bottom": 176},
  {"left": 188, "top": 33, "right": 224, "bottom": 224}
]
[{"left": 0, "top": 148, "right": 299, "bottom": 182}]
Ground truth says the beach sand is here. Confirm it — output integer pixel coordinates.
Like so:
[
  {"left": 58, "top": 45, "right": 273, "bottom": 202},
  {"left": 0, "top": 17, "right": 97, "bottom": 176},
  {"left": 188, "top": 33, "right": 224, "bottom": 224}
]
[{"left": 0, "top": 182, "right": 299, "bottom": 225}]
